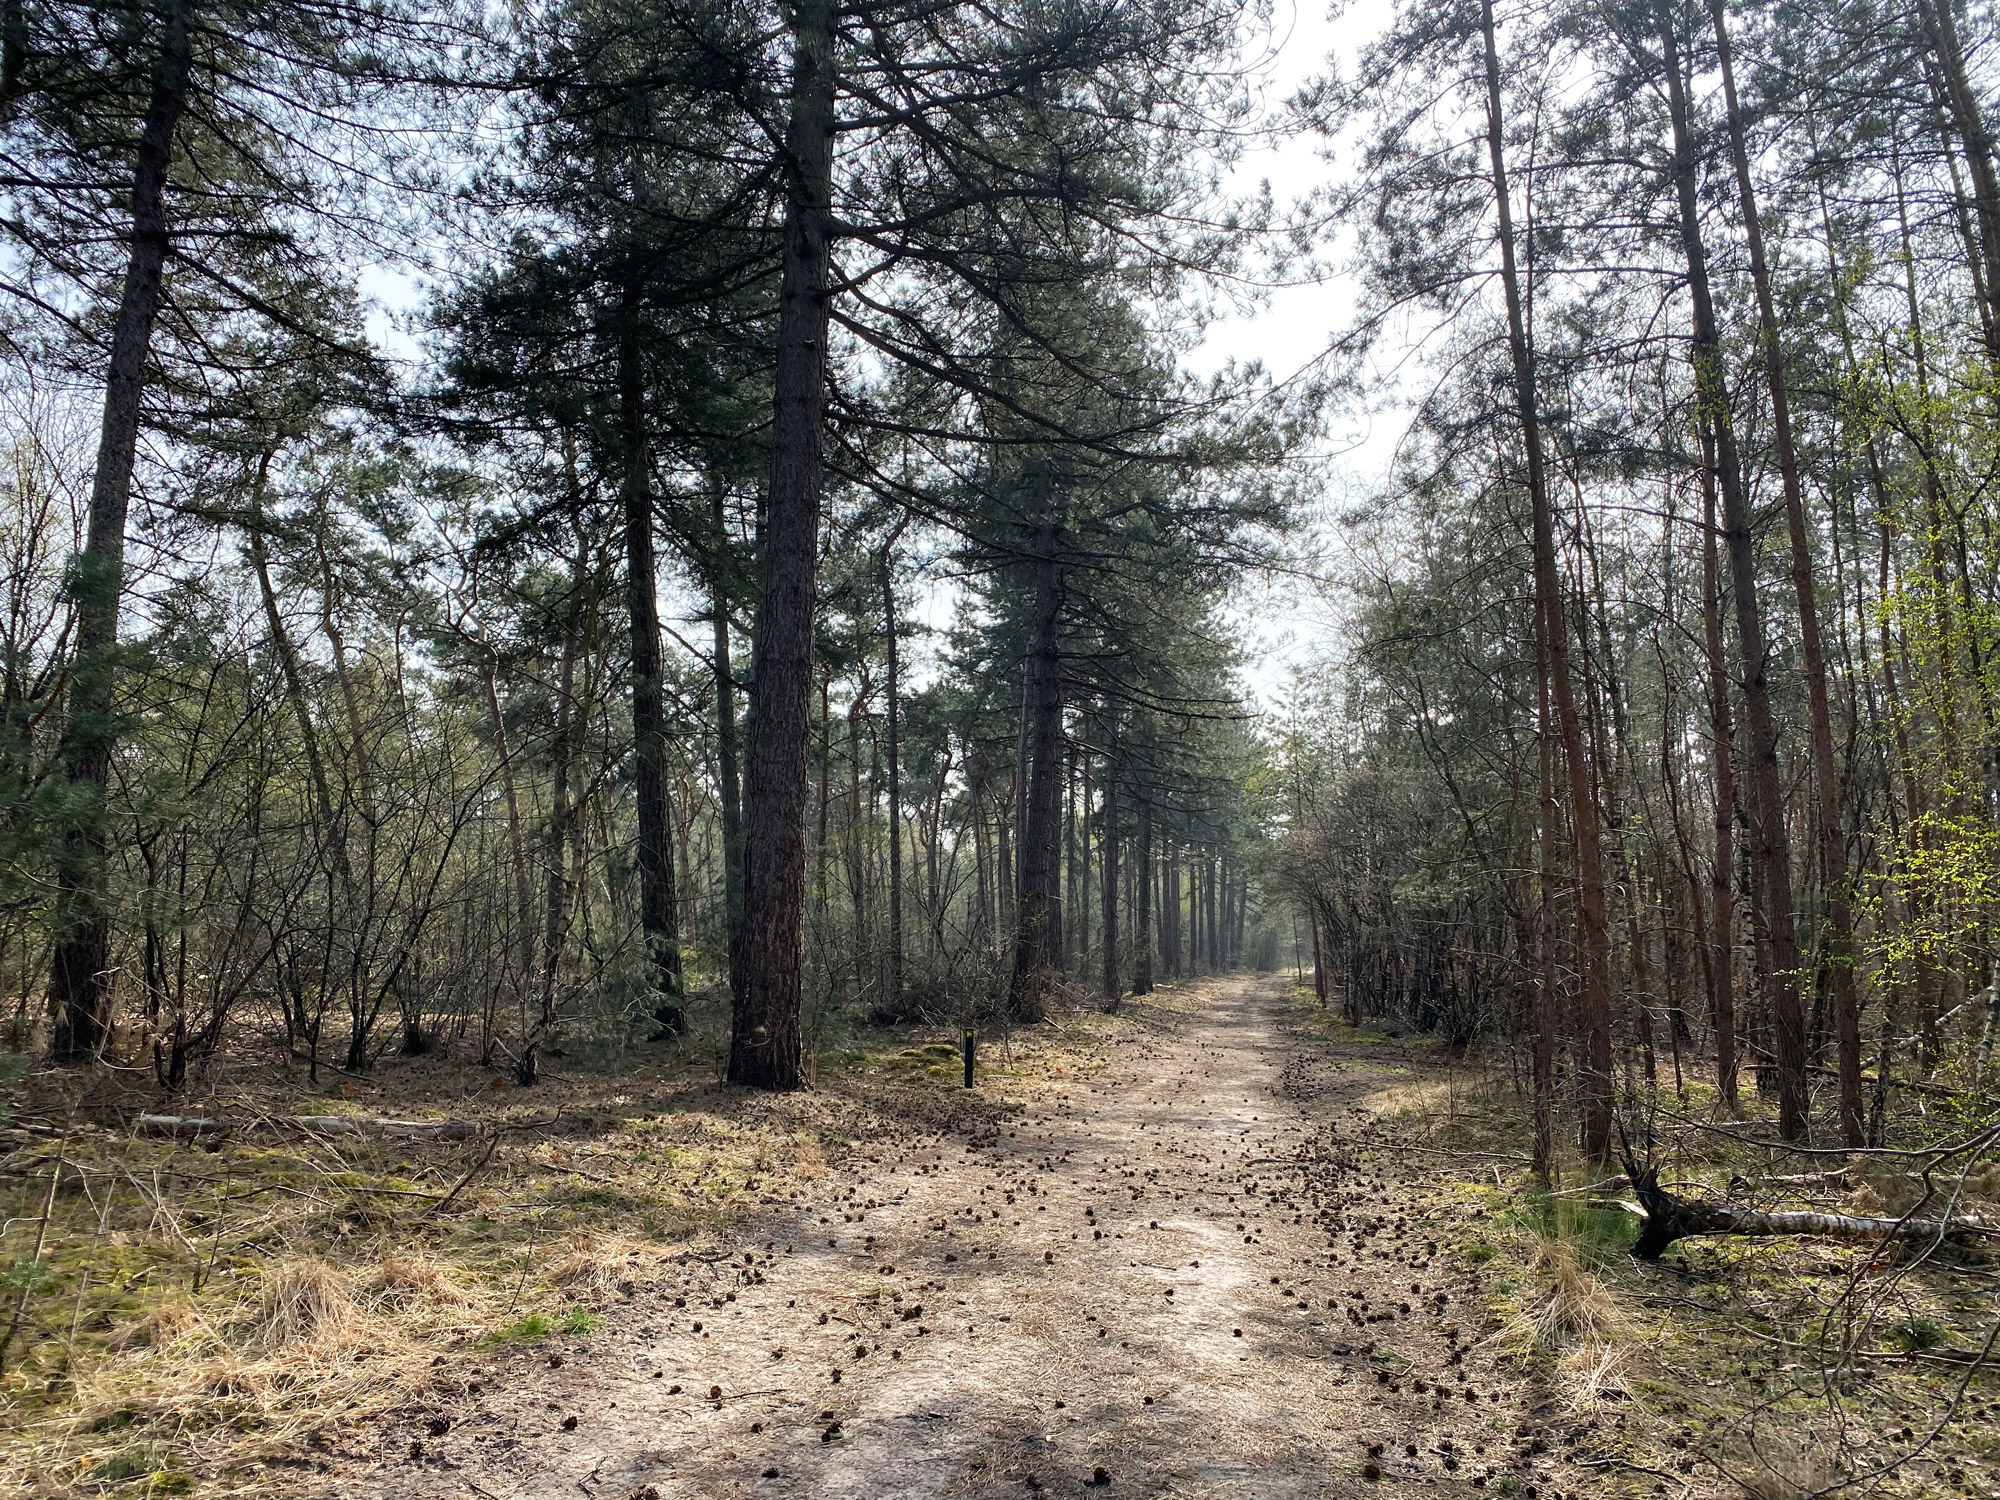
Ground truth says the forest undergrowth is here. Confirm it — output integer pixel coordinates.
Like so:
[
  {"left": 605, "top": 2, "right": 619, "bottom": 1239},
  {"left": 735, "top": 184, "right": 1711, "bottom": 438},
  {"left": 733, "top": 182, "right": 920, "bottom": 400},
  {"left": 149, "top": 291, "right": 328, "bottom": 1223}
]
[
  {"left": 0, "top": 988, "right": 1123, "bottom": 1497},
  {"left": 7, "top": 973, "right": 2000, "bottom": 1499},
  {"left": 1308, "top": 986, "right": 2000, "bottom": 1499}
]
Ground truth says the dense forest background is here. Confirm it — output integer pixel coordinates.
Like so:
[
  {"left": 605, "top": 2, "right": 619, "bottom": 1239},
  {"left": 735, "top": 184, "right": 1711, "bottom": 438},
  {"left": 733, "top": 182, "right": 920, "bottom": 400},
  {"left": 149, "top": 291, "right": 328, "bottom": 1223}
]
[
  {"left": 1271, "top": 0, "right": 2000, "bottom": 1171},
  {"left": 8, "top": 3, "right": 2000, "bottom": 1495},
  {"left": 3, "top": 0, "right": 2000, "bottom": 1169},
  {"left": 0, "top": 0, "right": 1302, "bottom": 1098}
]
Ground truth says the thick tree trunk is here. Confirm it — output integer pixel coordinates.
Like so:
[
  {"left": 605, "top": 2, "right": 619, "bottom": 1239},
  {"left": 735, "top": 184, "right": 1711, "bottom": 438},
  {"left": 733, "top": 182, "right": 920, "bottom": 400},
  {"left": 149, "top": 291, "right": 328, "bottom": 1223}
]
[
  {"left": 50, "top": 4, "right": 192, "bottom": 1062},
  {"left": 1707, "top": 0, "right": 1854, "bottom": 1143},
  {"left": 619, "top": 317, "right": 684, "bottom": 1036},
  {"left": 1009, "top": 526, "right": 1063, "bottom": 1022},
  {"left": 1482, "top": 0, "right": 1615, "bottom": 1161},
  {"left": 732, "top": 0, "right": 835, "bottom": 1089}
]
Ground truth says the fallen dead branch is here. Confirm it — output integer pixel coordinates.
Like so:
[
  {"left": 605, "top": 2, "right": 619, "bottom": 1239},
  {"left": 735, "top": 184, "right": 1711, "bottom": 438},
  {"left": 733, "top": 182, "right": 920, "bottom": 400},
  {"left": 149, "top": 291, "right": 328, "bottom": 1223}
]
[
  {"left": 135, "top": 1113, "right": 477, "bottom": 1141},
  {"left": 1626, "top": 1167, "right": 1999, "bottom": 1260}
]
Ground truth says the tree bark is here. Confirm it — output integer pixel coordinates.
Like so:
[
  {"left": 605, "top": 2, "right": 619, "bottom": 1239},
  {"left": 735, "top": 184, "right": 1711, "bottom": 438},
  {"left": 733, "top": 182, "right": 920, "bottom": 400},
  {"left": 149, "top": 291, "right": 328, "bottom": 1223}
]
[
  {"left": 1532, "top": 565, "right": 1558, "bottom": 1183},
  {"left": 539, "top": 529, "right": 592, "bottom": 1052},
  {"left": 879, "top": 531, "right": 905, "bottom": 1007},
  {"left": 1009, "top": 517, "right": 1063, "bottom": 1022},
  {"left": 50, "top": 2, "right": 192, "bottom": 1062},
  {"left": 710, "top": 480, "right": 745, "bottom": 1008},
  {"left": 1698, "top": 448, "right": 1739, "bottom": 1112},
  {"left": 732, "top": 0, "right": 835, "bottom": 1089},
  {"left": 1628, "top": 1166, "right": 1994, "bottom": 1260},
  {"left": 618, "top": 315, "right": 684, "bottom": 1036},
  {"left": 1307, "top": 900, "right": 1324, "bottom": 1001},
  {"left": 1481, "top": 0, "right": 1615, "bottom": 1161},
  {"left": 1707, "top": 0, "right": 1852, "bottom": 1143},
  {"left": 1134, "top": 790, "right": 1153, "bottom": 995},
  {"left": 1919, "top": 0, "right": 2000, "bottom": 363},
  {"left": 1654, "top": 1, "right": 1806, "bottom": 1138},
  {"left": 1205, "top": 856, "right": 1219, "bottom": 969},
  {"left": 1101, "top": 725, "right": 1119, "bottom": 1003},
  {"left": 845, "top": 690, "right": 868, "bottom": 1001}
]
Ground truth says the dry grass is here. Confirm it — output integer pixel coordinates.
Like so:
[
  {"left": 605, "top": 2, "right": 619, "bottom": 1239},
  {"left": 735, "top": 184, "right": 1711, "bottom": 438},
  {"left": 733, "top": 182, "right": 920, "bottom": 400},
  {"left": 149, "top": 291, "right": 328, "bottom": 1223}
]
[
  {"left": 250, "top": 1257, "right": 357, "bottom": 1354},
  {"left": 1556, "top": 1339, "right": 1631, "bottom": 1414},
  {"left": 1727, "top": 1429, "right": 1845, "bottom": 1500},
  {"left": 1528, "top": 1236, "right": 1628, "bottom": 1349},
  {"left": 0, "top": 991, "right": 1143, "bottom": 1497}
]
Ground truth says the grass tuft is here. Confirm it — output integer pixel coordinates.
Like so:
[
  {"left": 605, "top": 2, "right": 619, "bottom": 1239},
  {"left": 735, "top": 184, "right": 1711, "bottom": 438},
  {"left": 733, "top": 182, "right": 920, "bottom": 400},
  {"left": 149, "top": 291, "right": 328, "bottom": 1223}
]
[{"left": 250, "top": 1257, "right": 357, "bottom": 1353}]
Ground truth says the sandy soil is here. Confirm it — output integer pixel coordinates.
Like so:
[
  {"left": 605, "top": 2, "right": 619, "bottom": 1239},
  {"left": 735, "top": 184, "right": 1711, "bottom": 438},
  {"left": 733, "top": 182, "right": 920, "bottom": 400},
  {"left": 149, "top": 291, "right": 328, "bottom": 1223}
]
[{"left": 318, "top": 978, "right": 1559, "bottom": 1499}]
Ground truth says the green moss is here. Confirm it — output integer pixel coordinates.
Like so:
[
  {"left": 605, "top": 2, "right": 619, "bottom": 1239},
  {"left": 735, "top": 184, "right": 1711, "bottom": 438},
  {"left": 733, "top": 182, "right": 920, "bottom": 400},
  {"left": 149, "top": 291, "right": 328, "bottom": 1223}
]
[
  {"left": 1887, "top": 1314, "right": 1945, "bottom": 1353},
  {"left": 92, "top": 1441, "right": 170, "bottom": 1482},
  {"left": 480, "top": 1310, "right": 557, "bottom": 1345},
  {"left": 480, "top": 1306, "right": 603, "bottom": 1346}
]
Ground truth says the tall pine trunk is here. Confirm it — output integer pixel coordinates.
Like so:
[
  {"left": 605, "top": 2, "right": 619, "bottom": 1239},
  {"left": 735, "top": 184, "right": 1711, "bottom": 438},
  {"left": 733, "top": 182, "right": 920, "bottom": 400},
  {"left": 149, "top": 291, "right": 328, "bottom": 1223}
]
[
  {"left": 1009, "top": 520, "right": 1063, "bottom": 1022},
  {"left": 619, "top": 316, "right": 684, "bottom": 1036},
  {"left": 732, "top": 0, "right": 836, "bottom": 1088},
  {"left": 1481, "top": 0, "right": 1615, "bottom": 1162},
  {"left": 1100, "top": 730, "right": 1119, "bottom": 1002},
  {"left": 1708, "top": 0, "right": 1852, "bottom": 1142},
  {"left": 1919, "top": 0, "right": 2000, "bottom": 363},
  {"left": 1134, "top": 792, "right": 1153, "bottom": 995},
  {"left": 879, "top": 533, "right": 904, "bottom": 1007},
  {"left": 1658, "top": 1, "right": 1808, "bottom": 1140},
  {"left": 710, "top": 481, "right": 745, "bottom": 1008},
  {"left": 1532, "top": 569, "right": 1558, "bottom": 1181},
  {"left": 50, "top": 4, "right": 193, "bottom": 1061},
  {"left": 1698, "top": 452, "right": 1739, "bottom": 1111}
]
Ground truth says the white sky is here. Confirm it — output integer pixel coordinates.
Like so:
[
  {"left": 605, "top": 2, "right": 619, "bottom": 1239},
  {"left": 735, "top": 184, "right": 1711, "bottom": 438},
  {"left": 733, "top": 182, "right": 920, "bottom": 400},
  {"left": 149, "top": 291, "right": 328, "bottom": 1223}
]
[{"left": 1188, "top": 0, "right": 1398, "bottom": 714}]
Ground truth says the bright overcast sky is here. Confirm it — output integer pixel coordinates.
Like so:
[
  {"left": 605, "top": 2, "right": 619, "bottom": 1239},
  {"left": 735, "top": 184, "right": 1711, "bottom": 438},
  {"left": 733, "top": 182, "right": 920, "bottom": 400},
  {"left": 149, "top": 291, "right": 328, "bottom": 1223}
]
[{"left": 1199, "top": 0, "right": 1397, "bottom": 713}]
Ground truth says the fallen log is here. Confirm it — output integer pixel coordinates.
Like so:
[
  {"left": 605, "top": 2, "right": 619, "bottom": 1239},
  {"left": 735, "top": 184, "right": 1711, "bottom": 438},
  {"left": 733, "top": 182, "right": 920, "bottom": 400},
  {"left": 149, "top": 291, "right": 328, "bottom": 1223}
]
[
  {"left": 292, "top": 1116, "right": 477, "bottom": 1141},
  {"left": 136, "top": 1113, "right": 476, "bottom": 1141},
  {"left": 1628, "top": 1167, "right": 1997, "bottom": 1260}
]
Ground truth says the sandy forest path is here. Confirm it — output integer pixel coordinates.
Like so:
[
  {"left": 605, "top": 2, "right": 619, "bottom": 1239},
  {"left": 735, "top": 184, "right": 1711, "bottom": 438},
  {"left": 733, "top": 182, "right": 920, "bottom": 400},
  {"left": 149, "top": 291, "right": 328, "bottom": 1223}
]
[{"left": 357, "top": 979, "right": 1542, "bottom": 1500}]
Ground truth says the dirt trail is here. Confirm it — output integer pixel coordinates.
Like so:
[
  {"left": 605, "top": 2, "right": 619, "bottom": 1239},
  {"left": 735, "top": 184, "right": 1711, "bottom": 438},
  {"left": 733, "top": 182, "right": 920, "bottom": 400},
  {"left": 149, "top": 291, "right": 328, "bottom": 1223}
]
[{"left": 355, "top": 978, "right": 1541, "bottom": 1499}]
